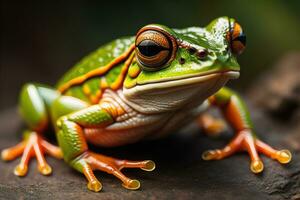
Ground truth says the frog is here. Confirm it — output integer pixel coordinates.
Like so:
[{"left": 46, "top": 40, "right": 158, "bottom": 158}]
[{"left": 1, "top": 17, "right": 292, "bottom": 192}]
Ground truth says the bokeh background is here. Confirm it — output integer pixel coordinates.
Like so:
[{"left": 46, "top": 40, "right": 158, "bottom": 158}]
[{"left": 1, "top": 0, "right": 300, "bottom": 110}]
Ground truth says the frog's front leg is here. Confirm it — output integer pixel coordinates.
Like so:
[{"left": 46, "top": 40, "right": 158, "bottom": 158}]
[
  {"left": 56, "top": 102, "right": 155, "bottom": 192},
  {"left": 202, "top": 87, "right": 292, "bottom": 173}
]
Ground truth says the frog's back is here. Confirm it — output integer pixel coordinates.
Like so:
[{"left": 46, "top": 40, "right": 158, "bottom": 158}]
[{"left": 56, "top": 36, "right": 135, "bottom": 104}]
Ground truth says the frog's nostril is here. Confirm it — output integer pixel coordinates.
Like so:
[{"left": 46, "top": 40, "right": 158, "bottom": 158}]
[
  {"left": 196, "top": 49, "right": 208, "bottom": 60},
  {"left": 188, "top": 47, "right": 197, "bottom": 54},
  {"left": 179, "top": 57, "right": 185, "bottom": 64}
]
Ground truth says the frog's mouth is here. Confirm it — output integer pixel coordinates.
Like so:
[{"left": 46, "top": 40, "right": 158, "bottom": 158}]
[
  {"left": 124, "top": 70, "right": 239, "bottom": 95},
  {"left": 123, "top": 70, "right": 239, "bottom": 113}
]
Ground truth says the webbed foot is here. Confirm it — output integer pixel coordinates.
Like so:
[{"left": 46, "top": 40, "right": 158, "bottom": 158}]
[
  {"left": 202, "top": 129, "right": 292, "bottom": 173},
  {"left": 72, "top": 151, "right": 155, "bottom": 192},
  {"left": 1, "top": 131, "right": 62, "bottom": 176}
]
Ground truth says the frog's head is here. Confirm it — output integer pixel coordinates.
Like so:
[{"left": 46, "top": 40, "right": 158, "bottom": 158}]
[{"left": 123, "top": 17, "right": 246, "bottom": 113}]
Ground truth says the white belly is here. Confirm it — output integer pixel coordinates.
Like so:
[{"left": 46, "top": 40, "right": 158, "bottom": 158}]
[{"left": 84, "top": 90, "right": 209, "bottom": 147}]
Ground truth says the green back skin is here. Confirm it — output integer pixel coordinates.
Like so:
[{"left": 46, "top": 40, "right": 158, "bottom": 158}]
[{"left": 56, "top": 37, "right": 134, "bottom": 102}]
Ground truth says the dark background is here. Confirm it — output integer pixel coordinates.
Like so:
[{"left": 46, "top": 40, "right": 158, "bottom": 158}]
[
  {"left": 1, "top": 2, "right": 300, "bottom": 199},
  {"left": 1, "top": 0, "right": 300, "bottom": 110}
]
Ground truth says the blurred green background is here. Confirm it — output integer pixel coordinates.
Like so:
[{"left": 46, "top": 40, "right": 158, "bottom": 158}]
[{"left": 1, "top": 0, "right": 300, "bottom": 110}]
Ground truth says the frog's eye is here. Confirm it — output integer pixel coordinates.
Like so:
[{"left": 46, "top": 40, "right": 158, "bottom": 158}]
[
  {"left": 135, "top": 29, "right": 175, "bottom": 70},
  {"left": 227, "top": 22, "right": 246, "bottom": 55}
]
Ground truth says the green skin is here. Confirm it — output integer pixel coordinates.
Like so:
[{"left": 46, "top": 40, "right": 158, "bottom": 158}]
[{"left": 17, "top": 17, "right": 258, "bottom": 189}]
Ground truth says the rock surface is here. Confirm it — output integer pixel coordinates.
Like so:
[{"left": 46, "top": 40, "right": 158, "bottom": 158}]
[
  {"left": 247, "top": 52, "right": 300, "bottom": 154},
  {"left": 0, "top": 107, "right": 299, "bottom": 199},
  {"left": 0, "top": 53, "right": 300, "bottom": 200}
]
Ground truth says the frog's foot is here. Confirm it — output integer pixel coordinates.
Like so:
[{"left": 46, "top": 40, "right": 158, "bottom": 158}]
[
  {"left": 73, "top": 151, "right": 155, "bottom": 192},
  {"left": 1, "top": 131, "right": 63, "bottom": 176},
  {"left": 202, "top": 129, "right": 292, "bottom": 173},
  {"left": 197, "top": 114, "right": 226, "bottom": 137}
]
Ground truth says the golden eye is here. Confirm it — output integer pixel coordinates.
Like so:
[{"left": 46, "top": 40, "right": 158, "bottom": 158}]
[
  {"left": 135, "top": 27, "right": 176, "bottom": 70},
  {"left": 227, "top": 22, "right": 246, "bottom": 55}
]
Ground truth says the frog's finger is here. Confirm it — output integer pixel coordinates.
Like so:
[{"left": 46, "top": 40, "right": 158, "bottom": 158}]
[
  {"left": 33, "top": 142, "right": 52, "bottom": 175},
  {"left": 115, "top": 160, "right": 156, "bottom": 171},
  {"left": 1, "top": 141, "right": 26, "bottom": 161},
  {"left": 14, "top": 141, "right": 33, "bottom": 176},
  {"left": 255, "top": 140, "right": 292, "bottom": 164},
  {"left": 243, "top": 132, "right": 264, "bottom": 174},
  {"left": 202, "top": 132, "right": 244, "bottom": 160},
  {"left": 115, "top": 171, "right": 140, "bottom": 190},
  {"left": 82, "top": 162, "right": 102, "bottom": 192}
]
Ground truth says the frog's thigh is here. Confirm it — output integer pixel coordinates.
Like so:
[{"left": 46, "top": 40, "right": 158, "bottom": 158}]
[
  {"left": 19, "top": 83, "right": 59, "bottom": 131},
  {"left": 50, "top": 95, "right": 90, "bottom": 123}
]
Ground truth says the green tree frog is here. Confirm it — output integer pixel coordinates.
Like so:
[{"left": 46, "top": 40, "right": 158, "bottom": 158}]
[{"left": 1, "top": 17, "right": 292, "bottom": 192}]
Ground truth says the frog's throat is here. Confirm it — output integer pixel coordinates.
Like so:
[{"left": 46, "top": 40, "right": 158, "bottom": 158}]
[
  {"left": 122, "top": 70, "right": 238, "bottom": 114},
  {"left": 124, "top": 70, "right": 239, "bottom": 96}
]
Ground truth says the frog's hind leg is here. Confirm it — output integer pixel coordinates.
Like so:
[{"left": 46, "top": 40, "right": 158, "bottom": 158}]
[{"left": 1, "top": 83, "right": 62, "bottom": 176}]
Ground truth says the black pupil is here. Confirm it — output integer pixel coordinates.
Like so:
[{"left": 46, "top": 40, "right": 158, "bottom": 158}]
[{"left": 138, "top": 40, "right": 166, "bottom": 57}]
